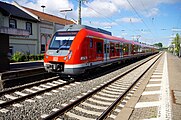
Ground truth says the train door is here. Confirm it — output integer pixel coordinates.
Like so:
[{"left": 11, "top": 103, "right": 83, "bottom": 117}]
[
  {"left": 88, "top": 38, "right": 95, "bottom": 64},
  {"left": 110, "top": 42, "right": 114, "bottom": 58},
  {"left": 128, "top": 44, "right": 132, "bottom": 56},
  {"left": 123, "top": 43, "right": 129, "bottom": 56},
  {"left": 120, "top": 43, "right": 123, "bottom": 57},
  {"left": 95, "top": 39, "right": 104, "bottom": 61},
  {"left": 115, "top": 43, "right": 120, "bottom": 57},
  {"left": 104, "top": 39, "right": 110, "bottom": 62}
]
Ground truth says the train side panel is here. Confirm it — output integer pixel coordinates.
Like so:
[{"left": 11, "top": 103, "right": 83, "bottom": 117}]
[{"left": 44, "top": 25, "right": 158, "bottom": 76}]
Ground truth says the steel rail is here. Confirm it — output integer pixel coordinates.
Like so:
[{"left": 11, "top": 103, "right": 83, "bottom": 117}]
[
  {"left": 43, "top": 53, "right": 161, "bottom": 120},
  {"left": 97, "top": 53, "right": 162, "bottom": 120},
  {"left": 0, "top": 79, "right": 74, "bottom": 107},
  {"left": 0, "top": 76, "right": 59, "bottom": 96}
]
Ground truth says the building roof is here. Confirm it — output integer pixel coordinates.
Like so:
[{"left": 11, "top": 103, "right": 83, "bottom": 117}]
[
  {"left": 24, "top": 7, "right": 74, "bottom": 25},
  {"left": 0, "top": 1, "right": 38, "bottom": 22}
]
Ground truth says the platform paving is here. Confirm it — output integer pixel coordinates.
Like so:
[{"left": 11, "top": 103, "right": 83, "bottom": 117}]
[
  {"left": 167, "top": 53, "right": 181, "bottom": 120},
  {"left": 116, "top": 52, "right": 181, "bottom": 120}
]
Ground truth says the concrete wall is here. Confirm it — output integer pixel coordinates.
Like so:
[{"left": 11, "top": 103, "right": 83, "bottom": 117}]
[
  {"left": 38, "top": 21, "right": 54, "bottom": 53},
  {"left": 9, "top": 19, "right": 38, "bottom": 55},
  {"left": 0, "top": 12, "right": 67, "bottom": 55},
  {"left": 38, "top": 21, "right": 65, "bottom": 53},
  {"left": 9, "top": 38, "right": 37, "bottom": 54},
  {"left": 0, "top": 11, "right": 38, "bottom": 54}
]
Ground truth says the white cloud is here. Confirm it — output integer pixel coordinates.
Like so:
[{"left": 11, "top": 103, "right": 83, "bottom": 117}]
[
  {"left": 81, "top": 0, "right": 180, "bottom": 18},
  {"left": 82, "top": 0, "right": 118, "bottom": 18},
  {"left": 4, "top": 0, "right": 181, "bottom": 20},
  {"left": 84, "top": 20, "right": 117, "bottom": 28},
  {"left": 144, "top": 8, "right": 159, "bottom": 17},
  {"left": 9, "top": 0, "right": 74, "bottom": 18},
  {"left": 80, "top": 0, "right": 153, "bottom": 18}
]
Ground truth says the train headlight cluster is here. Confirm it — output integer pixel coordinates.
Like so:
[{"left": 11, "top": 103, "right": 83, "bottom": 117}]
[
  {"left": 45, "top": 55, "right": 48, "bottom": 59},
  {"left": 80, "top": 56, "right": 87, "bottom": 60}
]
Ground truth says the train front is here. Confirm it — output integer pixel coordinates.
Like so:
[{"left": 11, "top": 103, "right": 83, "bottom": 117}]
[{"left": 44, "top": 30, "right": 78, "bottom": 75}]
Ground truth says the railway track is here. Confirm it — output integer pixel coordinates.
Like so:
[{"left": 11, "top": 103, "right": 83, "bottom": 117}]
[
  {"left": 0, "top": 56, "right": 144, "bottom": 109},
  {"left": 42, "top": 53, "right": 162, "bottom": 120},
  {"left": 0, "top": 53, "right": 162, "bottom": 120},
  {"left": 0, "top": 76, "right": 74, "bottom": 108}
]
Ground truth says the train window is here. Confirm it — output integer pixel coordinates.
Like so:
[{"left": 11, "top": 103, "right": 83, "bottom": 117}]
[
  {"left": 120, "top": 43, "right": 123, "bottom": 53},
  {"left": 129, "top": 44, "right": 132, "bottom": 53},
  {"left": 104, "top": 44, "right": 106, "bottom": 53},
  {"left": 49, "top": 36, "right": 74, "bottom": 50},
  {"left": 96, "top": 42, "right": 103, "bottom": 54},
  {"left": 110, "top": 43, "right": 114, "bottom": 53},
  {"left": 90, "top": 38, "right": 93, "bottom": 48},
  {"left": 123, "top": 43, "right": 129, "bottom": 53},
  {"left": 49, "top": 31, "right": 77, "bottom": 50},
  {"left": 138, "top": 46, "right": 142, "bottom": 53},
  {"left": 107, "top": 44, "right": 110, "bottom": 53},
  {"left": 116, "top": 44, "right": 119, "bottom": 52},
  {"left": 134, "top": 45, "right": 138, "bottom": 53},
  {"left": 120, "top": 43, "right": 123, "bottom": 51}
]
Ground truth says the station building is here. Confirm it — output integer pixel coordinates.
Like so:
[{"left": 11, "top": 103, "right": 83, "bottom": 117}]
[
  {"left": 0, "top": 1, "right": 74, "bottom": 55},
  {"left": 0, "top": 1, "right": 39, "bottom": 71},
  {"left": 23, "top": 6, "right": 74, "bottom": 53},
  {"left": 0, "top": 1, "right": 74, "bottom": 71}
]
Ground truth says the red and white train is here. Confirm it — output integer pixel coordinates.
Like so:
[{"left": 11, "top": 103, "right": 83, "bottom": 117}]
[{"left": 44, "top": 25, "right": 157, "bottom": 76}]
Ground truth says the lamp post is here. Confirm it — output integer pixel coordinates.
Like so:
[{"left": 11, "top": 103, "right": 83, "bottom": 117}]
[
  {"left": 60, "top": 8, "right": 73, "bottom": 20},
  {"left": 41, "top": 5, "right": 45, "bottom": 12},
  {"left": 60, "top": 8, "right": 73, "bottom": 25}
]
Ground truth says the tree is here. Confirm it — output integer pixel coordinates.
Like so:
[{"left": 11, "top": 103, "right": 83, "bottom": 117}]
[
  {"left": 154, "top": 42, "right": 163, "bottom": 48},
  {"left": 172, "top": 33, "right": 181, "bottom": 56}
]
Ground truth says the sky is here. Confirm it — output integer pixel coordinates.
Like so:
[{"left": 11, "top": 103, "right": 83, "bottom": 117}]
[{"left": 2, "top": 0, "right": 181, "bottom": 47}]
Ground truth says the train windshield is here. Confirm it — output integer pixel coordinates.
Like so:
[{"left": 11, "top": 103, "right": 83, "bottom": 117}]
[{"left": 49, "top": 31, "right": 78, "bottom": 50}]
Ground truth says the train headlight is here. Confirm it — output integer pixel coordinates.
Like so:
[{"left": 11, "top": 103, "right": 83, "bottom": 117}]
[
  {"left": 45, "top": 55, "right": 48, "bottom": 59},
  {"left": 80, "top": 56, "right": 87, "bottom": 60}
]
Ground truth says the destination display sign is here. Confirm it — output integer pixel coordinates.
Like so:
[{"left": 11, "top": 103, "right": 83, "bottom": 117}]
[{"left": 57, "top": 31, "right": 78, "bottom": 36}]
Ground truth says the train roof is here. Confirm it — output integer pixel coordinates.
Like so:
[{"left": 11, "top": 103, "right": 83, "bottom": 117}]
[
  {"left": 57, "top": 24, "right": 155, "bottom": 48},
  {"left": 58, "top": 24, "right": 112, "bottom": 36}
]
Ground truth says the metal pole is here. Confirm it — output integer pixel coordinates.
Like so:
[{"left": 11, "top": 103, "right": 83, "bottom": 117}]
[
  {"left": 41, "top": 5, "right": 45, "bottom": 13},
  {"left": 78, "top": 0, "right": 81, "bottom": 25},
  {"left": 60, "top": 9, "right": 72, "bottom": 25}
]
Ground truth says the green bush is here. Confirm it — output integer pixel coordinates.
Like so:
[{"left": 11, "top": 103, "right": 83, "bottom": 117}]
[
  {"left": 11, "top": 52, "right": 44, "bottom": 62},
  {"left": 37, "top": 54, "right": 44, "bottom": 60},
  {"left": 11, "top": 52, "right": 25, "bottom": 62}
]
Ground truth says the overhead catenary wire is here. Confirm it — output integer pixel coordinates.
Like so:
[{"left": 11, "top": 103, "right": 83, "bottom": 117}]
[
  {"left": 139, "top": 0, "right": 160, "bottom": 39},
  {"left": 74, "top": 0, "right": 158, "bottom": 43},
  {"left": 126, "top": 0, "right": 157, "bottom": 42},
  {"left": 73, "top": 0, "right": 134, "bottom": 32}
]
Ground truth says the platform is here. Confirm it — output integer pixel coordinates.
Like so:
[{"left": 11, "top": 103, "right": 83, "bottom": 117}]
[
  {"left": 0, "top": 61, "right": 45, "bottom": 89},
  {"left": 167, "top": 52, "right": 181, "bottom": 120},
  {"left": 115, "top": 52, "right": 181, "bottom": 120}
]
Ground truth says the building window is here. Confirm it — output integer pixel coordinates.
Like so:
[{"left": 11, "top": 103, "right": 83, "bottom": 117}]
[
  {"left": 41, "top": 35, "right": 46, "bottom": 53},
  {"left": 26, "top": 22, "right": 32, "bottom": 35},
  {"left": 41, "top": 44, "right": 45, "bottom": 52},
  {"left": 9, "top": 19, "right": 17, "bottom": 28},
  {"left": 9, "top": 46, "right": 13, "bottom": 56}
]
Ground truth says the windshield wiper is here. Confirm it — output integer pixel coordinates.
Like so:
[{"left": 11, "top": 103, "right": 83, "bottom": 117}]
[{"left": 56, "top": 38, "right": 70, "bottom": 53}]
